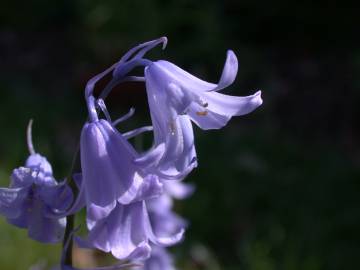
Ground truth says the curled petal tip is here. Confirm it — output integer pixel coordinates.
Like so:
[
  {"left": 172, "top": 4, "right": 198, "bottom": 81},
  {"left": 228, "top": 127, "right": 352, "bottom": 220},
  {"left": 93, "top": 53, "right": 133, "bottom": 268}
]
[
  {"left": 227, "top": 49, "right": 237, "bottom": 63},
  {"left": 227, "top": 49, "right": 235, "bottom": 57},
  {"left": 254, "top": 90, "right": 263, "bottom": 106},
  {"left": 160, "top": 36, "right": 168, "bottom": 49},
  {"left": 27, "top": 119, "right": 36, "bottom": 155}
]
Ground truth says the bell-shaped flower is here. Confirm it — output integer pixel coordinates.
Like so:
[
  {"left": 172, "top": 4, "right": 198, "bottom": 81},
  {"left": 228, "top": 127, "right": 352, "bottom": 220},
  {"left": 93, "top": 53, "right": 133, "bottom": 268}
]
[
  {"left": 75, "top": 200, "right": 184, "bottom": 261},
  {"left": 94, "top": 37, "right": 198, "bottom": 179},
  {"left": 144, "top": 50, "right": 262, "bottom": 173},
  {"left": 0, "top": 122, "right": 73, "bottom": 243},
  {"left": 78, "top": 118, "right": 164, "bottom": 222}
]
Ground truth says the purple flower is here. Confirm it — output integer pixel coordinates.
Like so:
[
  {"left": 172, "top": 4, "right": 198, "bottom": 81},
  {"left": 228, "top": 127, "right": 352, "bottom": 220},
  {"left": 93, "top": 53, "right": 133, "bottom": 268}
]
[
  {"left": 76, "top": 201, "right": 184, "bottom": 260},
  {"left": 0, "top": 122, "right": 73, "bottom": 243},
  {"left": 144, "top": 50, "right": 262, "bottom": 173},
  {"left": 0, "top": 153, "right": 73, "bottom": 243},
  {"left": 79, "top": 118, "right": 164, "bottom": 222},
  {"left": 99, "top": 38, "right": 262, "bottom": 176}
]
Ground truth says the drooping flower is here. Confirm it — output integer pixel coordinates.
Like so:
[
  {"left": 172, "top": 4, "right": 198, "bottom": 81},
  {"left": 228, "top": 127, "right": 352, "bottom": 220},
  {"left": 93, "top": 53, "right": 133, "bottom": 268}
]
[
  {"left": 78, "top": 118, "right": 164, "bottom": 222},
  {"left": 76, "top": 200, "right": 184, "bottom": 261},
  {"left": 144, "top": 50, "right": 262, "bottom": 173},
  {"left": 70, "top": 168, "right": 190, "bottom": 262},
  {"left": 99, "top": 37, "right": 262, "bottom": 176},
  {"left": 0, "top": 122, "right": 73, "bottom": 243}
]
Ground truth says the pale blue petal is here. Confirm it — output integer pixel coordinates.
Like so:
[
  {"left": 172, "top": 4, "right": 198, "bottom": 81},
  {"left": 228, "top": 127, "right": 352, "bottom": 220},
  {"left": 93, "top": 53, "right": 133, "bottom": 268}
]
[
  {"left": 143, "top": 201, "right": 184, "bottom": 247},
  {"left": 201, "top": 90, "right": 263, "bottom": 117}
]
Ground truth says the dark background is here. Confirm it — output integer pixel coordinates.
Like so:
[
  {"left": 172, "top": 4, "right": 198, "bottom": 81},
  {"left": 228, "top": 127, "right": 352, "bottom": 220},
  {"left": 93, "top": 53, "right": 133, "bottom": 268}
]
[{"left": 0, "top": 1, "right": 359, "bottom": 270}]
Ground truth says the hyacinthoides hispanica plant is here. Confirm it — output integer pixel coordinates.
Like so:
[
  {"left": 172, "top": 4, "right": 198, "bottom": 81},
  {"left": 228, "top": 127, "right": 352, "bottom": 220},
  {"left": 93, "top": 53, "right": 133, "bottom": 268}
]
[{"left": 0, "top": 37, "right": 262, "bottom": 270}]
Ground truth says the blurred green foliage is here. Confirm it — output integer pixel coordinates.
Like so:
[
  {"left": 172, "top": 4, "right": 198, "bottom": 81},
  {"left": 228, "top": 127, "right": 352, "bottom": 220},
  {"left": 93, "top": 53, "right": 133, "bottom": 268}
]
[{"left": 0, "top": 1, "right": 359, "bottom": 269}]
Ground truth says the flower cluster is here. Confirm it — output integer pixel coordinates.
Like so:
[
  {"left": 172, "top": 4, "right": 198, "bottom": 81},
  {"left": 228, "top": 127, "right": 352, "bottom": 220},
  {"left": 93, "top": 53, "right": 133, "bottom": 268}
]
[{"left": 0, "top": 37, "right": 262, "bottom": 270}]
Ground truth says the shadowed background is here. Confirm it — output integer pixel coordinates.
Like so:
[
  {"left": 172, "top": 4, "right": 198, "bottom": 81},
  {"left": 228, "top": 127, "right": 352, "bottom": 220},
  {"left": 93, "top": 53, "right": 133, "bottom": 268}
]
[{"left": 0, "top": 1, "right": 359, "bottom": 270}]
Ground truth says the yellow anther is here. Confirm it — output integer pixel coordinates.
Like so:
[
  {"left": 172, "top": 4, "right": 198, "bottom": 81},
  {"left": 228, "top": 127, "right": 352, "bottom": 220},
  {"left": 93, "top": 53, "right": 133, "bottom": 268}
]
[{"left": 196, "top": 111, "right": 208, "bottom": 116}]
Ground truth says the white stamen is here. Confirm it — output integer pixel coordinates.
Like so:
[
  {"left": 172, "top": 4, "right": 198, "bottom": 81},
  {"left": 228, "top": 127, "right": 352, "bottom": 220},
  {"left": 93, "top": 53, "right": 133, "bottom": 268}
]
[{"left": 112, "top": 107, "right": 136, "bottom": 126}]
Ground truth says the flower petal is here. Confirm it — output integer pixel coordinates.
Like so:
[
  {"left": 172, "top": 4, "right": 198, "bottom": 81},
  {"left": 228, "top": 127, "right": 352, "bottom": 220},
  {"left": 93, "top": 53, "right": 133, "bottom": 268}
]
[
  {"left": 117, "top": 174, "right": 163, "bottom": 205},
  {"left": 25, "top": 154, "right": 54, "bottom": 183},
  {"left": 152, "top": 50, "right": 237, "bottom": 93},
  {"left": 151, "top": 61, "right": 217, "bottom": 92},
  {"left": 0, "top": 187, "right": 28, "bottom": 218},
  {"left": 139, "top": 246, "right": 176, "bottom": 270},
  {"left": 87, "top": 201, "right": 117, "bottom": 222},
  {"left": 133, "top": 143, "right": 165, "bottom": 169},
  {"left": 28, "top": 199, "right": 66, "bottom": 243},
  {"left": 82, "top": 202, "right": 151, "bottom": 261},
  {"left": 209, "top": 50, "right": 238, "bottom": 92},
  {"left": 39, "top": 180, "right": 73, "bottom": 211},
  {"left": 10, "top": 167, "right": 35, "bottom": 188},
  {"left": 201, "top": 90, "right": 262, "bottom": 117},
  {"left": 80, "top": 122, "right": 125, "bottom": 209},
  {"left": 187, "top": 101, "right": 231, "bottom": 130},
  {"left": 142, "top": 201, "right": 184, "bottom": 246},
  {"left": 164, "top": 181, "right": 195, "bottom": 200}
]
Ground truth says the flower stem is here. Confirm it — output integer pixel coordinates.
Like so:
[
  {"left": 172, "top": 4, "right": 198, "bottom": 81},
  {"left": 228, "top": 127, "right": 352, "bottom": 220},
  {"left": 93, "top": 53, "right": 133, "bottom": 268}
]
[
  {"left": 62, "top": 144, "right": 81, "bottom": 267},
  {"left": 63, "top": 213, "right": 75, "bottom": 265}
]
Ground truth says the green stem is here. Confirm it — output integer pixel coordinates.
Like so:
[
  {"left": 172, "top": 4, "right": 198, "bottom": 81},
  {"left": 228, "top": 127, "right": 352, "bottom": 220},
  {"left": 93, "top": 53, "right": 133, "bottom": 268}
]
[{"left": 62, "top": 141, "right": 81, "bottom": 267}]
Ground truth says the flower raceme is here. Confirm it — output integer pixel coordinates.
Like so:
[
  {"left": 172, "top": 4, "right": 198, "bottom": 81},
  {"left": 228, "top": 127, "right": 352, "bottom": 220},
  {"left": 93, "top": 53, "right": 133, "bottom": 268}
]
[
  {"left": 72, "top": 36, "right": 262, "bottom": 264},
  {"left": 0, "top": 37, "right": 263, "bottom": 270}
]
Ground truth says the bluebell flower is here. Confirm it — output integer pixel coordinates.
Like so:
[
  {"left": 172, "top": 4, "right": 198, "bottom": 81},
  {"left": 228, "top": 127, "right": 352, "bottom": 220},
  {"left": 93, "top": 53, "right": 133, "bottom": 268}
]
[
  {"left": 99, "top": 37, "right": 262, "bottom": 177},
  {"left": 79, "top": 118, "right": 164, "bottom": 222},
  {"left": 0, "top": 122, "right": 73, "bottom": 243},
  {"left": 143, "top": 50, "right": 262, "bottom": 173},
  {"left": 75, "top": 200, "right": 184, "bottom": 261}
]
